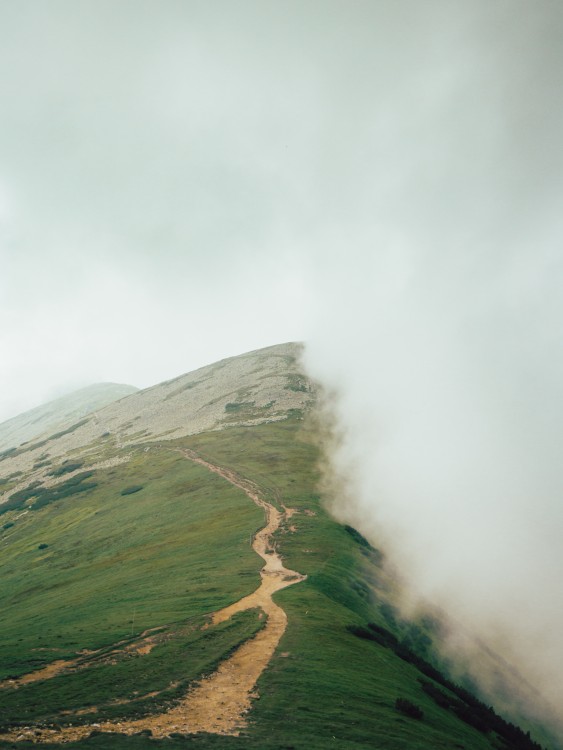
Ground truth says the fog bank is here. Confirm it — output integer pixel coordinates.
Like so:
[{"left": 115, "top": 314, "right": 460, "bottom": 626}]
[
  {"left": 301, "top": 1, "right": 563, "bottom": 725},
  {"left": 303, "top": 235, "right": 563, "bottom": 713}
]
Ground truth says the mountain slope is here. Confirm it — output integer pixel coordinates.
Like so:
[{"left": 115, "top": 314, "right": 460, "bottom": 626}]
[
  {"left": 0, "top": 343, "right": 557, "bottom": 749},
  {"left": 0, "top": 383, "right": 138, "bottom": 453}
]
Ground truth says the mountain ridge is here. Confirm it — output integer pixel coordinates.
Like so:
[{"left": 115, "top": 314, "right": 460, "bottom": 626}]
[{"left": 0, "top": 342, "right": 559, "bottom": 749}]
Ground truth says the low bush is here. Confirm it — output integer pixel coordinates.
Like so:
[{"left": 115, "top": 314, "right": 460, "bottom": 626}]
[
  {"left": 0, "top": 472, "right": 97, "bottom": 516},
  {"left": 367, "top": 623, "right": 400, "bottom": 649},
  {"left": 0, "top": 481, "right": 44, "bottom": 515},
  {"left": 344, "top": 524, "right": 373, "bottom": 549},
  {"left": 419, "top": 679, "right": 455, "bottom": 709},
  {"left": 33, "top": 460, "right": 51, "bottom": 469},
  {"left": 48, "top": 462, "right": 84, "bottom": 477},
  {"left": 47, "top": 419, "right": 89, "bottom": 441},
  {"left": 346, "top": 625, "right": 380, "bottom": 643},
  {"left": 284, "top": 374, "right": 309, "bottom": 392},
  {"left": 395, "top": 698, "right": 423, "bottom": 720},
  {"left": 120, "top": 485, "right": 144, "bottom": 496},
  {"left": 225, "top": 401, "right": 254, "bottom": 412},
  {"left": 32, "top": 473, "right": 97, "bottom": 510},
  {"left": 351, "top": 624, "right": 545, "bottom": 749}
]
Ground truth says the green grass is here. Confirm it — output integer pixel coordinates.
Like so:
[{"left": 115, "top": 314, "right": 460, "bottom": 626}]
[
  {"left": 0, "top": 447, "right": 263, "bottom": 678},
  {"left": 174, "top": 421, "right": 549, "bottom": 750},
  {"left": 0, "top": 610, "right": 263, "bottom": 731},
  {"left": 0, "top": 418, "right": 553, "bottom": 750}
]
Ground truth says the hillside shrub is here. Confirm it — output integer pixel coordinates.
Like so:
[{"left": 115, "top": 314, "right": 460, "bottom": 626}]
[
  {"left": 284, "top": 374, "right": 308, "bottom": 392},
  {"left": 0, "top": 481, "right": 44, "bottom": 515},
  {"left": 48, "top": 462, "right": 84, "bottom": 477},
  {"left": 32, "top": 473, "right": 97, "bottom": 510},
  {"left": 15, "top": 438, "right": 49, "bottom": 456},
  {"left": 0, "top": 496, "right": 25, "bottom": 515},
  {"left": 47, "top": 418, "right": 89, "bottom": 440},
  {"left": 419, "top": 679, "right": 455, "bottom": 709},
  {"left": 120, "top": 485, "right": 144, "bottom": 496},
  {"left": 3, "top": 522, "right": 14, "bottom": 530},
  {"left": 286, "top": 408, "right": 304, "bottom": 419},
  {"left": 344, "top": 524, "right": 373, "bottom": 549},
  {"left": 225, "top": 401, "right": 254, "bottom": 412},
  {"left": 0, "top": 472, "right": 97, "bottom": 516},
  {"left": 351, "top": 624, "right": 545, "bottom": 749},
  {"left": 38, "top": 543, "right": 49, "bottom": 550},
  {"left": 395, "top": 698, "right": 423, "bottom": 720},
  {"left": 345, "top": 527, "right": 385, "bottom": 566},
  {"left": 33, "top": 460, "right": 51, "bottom": 469},
  {"left": 346, "top": 625, "right": 380, "bottom": 643},
  {"left": 452, "top": 702, "right": 490, "bottom": 734},
  {"left": 2, "top": 423, "right": 87, "bottom": 464},
  {"left": 367, "top": 623, "right": 400, "bottom": 649}
]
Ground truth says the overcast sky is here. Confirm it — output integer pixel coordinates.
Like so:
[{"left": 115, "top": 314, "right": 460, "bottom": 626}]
[
  {"left": 1, "top": 0, "right": 563, "bottom": 729},
  {"left": 1, "top": 1, "right": 561, "bottom": 417}
]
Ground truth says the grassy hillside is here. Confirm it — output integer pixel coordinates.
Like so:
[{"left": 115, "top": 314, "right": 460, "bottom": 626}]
[{"left": 0, "top": 412, "right": 553, "bottom": 749}]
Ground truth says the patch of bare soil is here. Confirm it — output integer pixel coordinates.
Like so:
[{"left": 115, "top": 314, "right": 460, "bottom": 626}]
[
  {"left": 0, "top": 627, "right": 167, "bottom": 690},
  {"left": 0, "top": 660, "right": 73, "bottom": 689},
  {"left": 0, "top": 449, "right": 306, "bottom": 743}
]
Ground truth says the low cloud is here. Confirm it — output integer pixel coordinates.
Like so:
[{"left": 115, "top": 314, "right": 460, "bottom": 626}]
[{"left": 304, "top": 228, "right": 563, "bottom": 707}]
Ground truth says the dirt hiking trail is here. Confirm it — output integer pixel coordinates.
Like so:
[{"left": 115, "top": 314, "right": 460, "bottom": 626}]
[
  {"left": 0, "top": 448, "right": 306, "bottom": 743},
  {"left": 0, "top": 627, "right": 165, "bottom": 691}
]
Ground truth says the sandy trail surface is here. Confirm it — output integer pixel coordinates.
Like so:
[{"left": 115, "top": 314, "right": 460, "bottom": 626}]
[
  {"left": 0, "top": 448, "right": 305, "bottom": 743},
  {"left": 0, "top": 628, "right": 164, "bottom": 691}
]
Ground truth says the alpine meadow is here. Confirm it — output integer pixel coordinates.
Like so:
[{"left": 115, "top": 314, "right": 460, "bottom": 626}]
[{"left": 0, "top": 344, "right": 559, "bottom": 750}]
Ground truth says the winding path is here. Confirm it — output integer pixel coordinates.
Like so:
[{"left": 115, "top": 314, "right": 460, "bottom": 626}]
[
  {"left": 172, "top": 448, "right": 307, "bottom": 734},
  {"left": 0, "top": 448, "right": 306, "bottom": 742}
]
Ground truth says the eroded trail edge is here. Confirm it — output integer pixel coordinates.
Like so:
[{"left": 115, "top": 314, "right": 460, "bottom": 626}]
[{"left": 1, "top": 448, "right": 306, "bottom": 742}]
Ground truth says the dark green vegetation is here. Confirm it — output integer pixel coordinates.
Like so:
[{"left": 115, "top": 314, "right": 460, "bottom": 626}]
[
  {"left": 45, "top": 419, "right": 91, "bottom": 442},
  {"left": 347, "top": 623, "right": 544, "bottom": 749},
  {"left": 0, "top": 417, "right": 554, "bottom": 750},
  {"left": 120, "top": 485, "right": 144, "bottom": 496},
  {"left": 224, "top": 402, "right": 254, "bottom": 412},
  {"left": 0, "top": 421, "right": 91, "bottom": 465},
  {"left": 0, "top": 472, "right": 98, "bottom": 516},
  {"left": 284, "top": 374, "right": 309, "bottom": 392},
  {"left": 395, "top": 697, "right": 424, "bottom": 720},
  {"left": 48, "top": 462, "right": 84, "bottom": 477}
]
